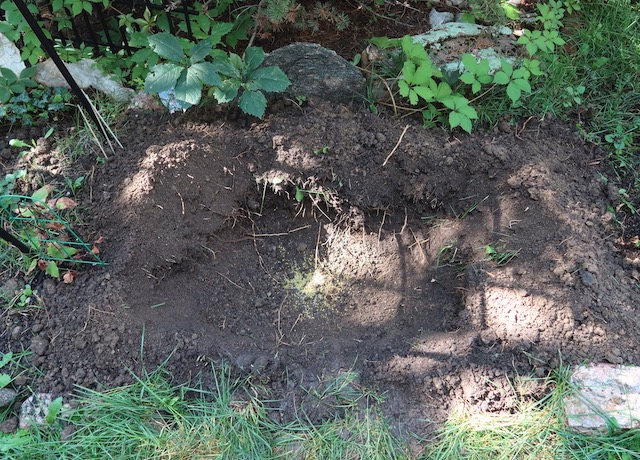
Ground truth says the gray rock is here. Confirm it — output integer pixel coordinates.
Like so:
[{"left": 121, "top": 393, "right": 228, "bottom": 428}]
[
  {"left": 0, "top": 388, "right": 17, "bottom": 408},
  {"left": 565, "top": 364, "right": 640, "bottom": 433},
  {"left": 430, "top": 9, "right": 455, "bottom": 29},
  {"left": 580, "top": 270, "right": 596, "bottom": 287},
  {"left": 19, "top": 393, "right": 53, "bottom": 429},
  {"left": 263, "top": 43, "right": 365, "bottom": 104}
]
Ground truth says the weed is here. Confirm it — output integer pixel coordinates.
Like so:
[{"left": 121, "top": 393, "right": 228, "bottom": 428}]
[
  {"left": 485, "top": 243, "right": 520, "bottom": 265},
  {"left": 8, "top": 284, "right": 42, "bottom": 309},
  {"left": 313, "top": 145, "right": 330, "bottom": 155},
  {"left": 436, "top": 241, "right": 460, "bottom": 267}
]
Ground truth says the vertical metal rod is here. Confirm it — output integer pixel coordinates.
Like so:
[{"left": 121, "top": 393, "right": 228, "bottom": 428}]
[{"left": 12, "top": 0, "right": 104, "bottom": 135}]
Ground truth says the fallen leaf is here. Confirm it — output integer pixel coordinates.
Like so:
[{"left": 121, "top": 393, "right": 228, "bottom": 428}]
[
  {"left": 45, "top": 222, "right": 66, "bottom": 231},
  {"left": 37, "top": 259, "right": 48, "bottom": 271},
  {"left": 94, "top": 235, "right": 105, "bottom": 244},
  {"left": 62, "top": 271, "right": 76, "bottom": 284},
  {"left": 91, "top": 245, "right": 100, "bottom": 255},
  {"left": 54, "top": 197, "right": 78, "bottom": 210}
]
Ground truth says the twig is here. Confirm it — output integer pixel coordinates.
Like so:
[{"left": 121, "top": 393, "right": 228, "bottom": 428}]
[
  {"left": 249, "top": 225, "right": 311, "bottom": 238},
  {"left": 175, "top": 188, "right": 185, "bottom": 215},
  {"left": 378, "top": 209, "right": 387, "bottom": 241},
  {"left": 216, "top": 271, "right": 244, "bottom": 290},
  {"left": 382, "top": 124, "right": 410, "bottom": 166}
]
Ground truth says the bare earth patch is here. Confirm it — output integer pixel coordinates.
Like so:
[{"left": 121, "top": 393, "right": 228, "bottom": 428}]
[{"left": 2, "top": 99, "right": 639, "bottom": 437}]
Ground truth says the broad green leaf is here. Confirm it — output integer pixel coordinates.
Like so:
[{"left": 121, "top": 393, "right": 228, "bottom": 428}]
[
  {"left": 506, "top": 82, "right": 521, "bottom": 103},
  {"left": 477, "top": 60, "right": 490, "bottom": 76},
  {"left": 249, "top": 66, "right": 291, "bottom": 93},
  {"left": 190, "top": 62, "right": 222, "bottom": 86},
  {"left": 408, "top": 89, "right": 418, "bottom": 106},
  {"left": 0, "top": 353, "right": 12, "bottom": 369},
  {"left": 244, "top": 47, "right": 265, "bottom": 72},
  {"left": 46, "top": 397, "right": 63, "bottom": 424},
  {"left": 414, "top": 63, "right": 435, "bottom": 85},
  {"left": 189, "top": 40, "right": 213, "bottom": 63},
  {"left": 459, "top": 72, "right": 476, "bottom": 85},
  {"left": 514, "top": 78, "right": 531, "bottom": 94},
  {"left": 46, "top": 244, "right": 78, "bottom": 259},
  {"left": 238, "top": 90, "right": 267, "bottom": 118},
  {"left": 31, "top": 185, "right": 54, "bottom": 203},
  {"left": 401, "top": 61, "right": 416, "bottom": 81},
  {"left": 502, "top": 3, "right": 520, "bottom": 19},
  {"left": 500, "top": 61, "right": 514, "bottom": 76},
  {"left": 398, "top": 80, "right": 410, "bottom": 98},
  {"left": 0, "top": 374, "right": 10, "bottom": 389},
  {"left": 433, "top": 82, "right": 452, "bottom": 100},
  {"left": 492, "top": 71, "right": 509, "bottom": 85},
  {"left": 0, "top": 87, "right": 10, "bottom": 104},
  {"left": 216, "top": 56, "right": 242, "bottom": 78},
  {"left": 148, "top": 32, "right": 185, "bottom": 62},
  {"left": 46, "top": 261, "right": 60, "bottom": 278},
  {"left": 0, "top": 67, "right": 17, "bottom": 80},
  {"left": 208, "top": 21, "right": 234, "bottom": 45},
  {"left": 144, "top": 63, "right": 183, "bottom": 95},
  {"left": 175, "top": 68, "right": 203, "bottom": 106},
  {"left": 449, "top": 112, "right": 473, "bottom": 134},
  {"left": 213, "top": 80, "right": 239, "bottom": 103},
  {"left": 414, "top": 86, "right": 435, "bottom": 103},
  {"left": 461, "top": 54, "right": 477, "bottom": 72}
]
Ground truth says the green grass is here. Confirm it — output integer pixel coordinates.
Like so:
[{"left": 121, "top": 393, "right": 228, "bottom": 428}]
[{"left": 1, "top": 359, "right": 640, "bottom": 459}]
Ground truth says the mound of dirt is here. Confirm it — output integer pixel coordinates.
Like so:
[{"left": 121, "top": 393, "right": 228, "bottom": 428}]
[{"left": 2, "top": 99, "right": 639, "bottom": 437}]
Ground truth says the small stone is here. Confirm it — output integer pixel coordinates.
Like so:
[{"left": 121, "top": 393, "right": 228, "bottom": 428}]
[
  {"left": 444, "top": 156, "right": 454, "bottom": 166},
  {"left": 31, "top": 323, "right": 43, "bottom": 334},
  {"left": 10, "top": 326, "right": 22, "bottom": 341},
  {"left": 0, "top": 416, "right": 18, "bottom": 434},
  {"left": 375, "top": 132, "right": 386, "bottom": 143},
  {"left": 13, "top": 375, "right": 27, "bottom": 386},
  {"left": 580, "top": 270, "right": 596, "bottom": 287},
  {"left": 429, "top": 9, "right": 455, "bottom": 28},
  {"left": 296, "top": 243, "right": 308, "bottom": 252},
  {"left": 0, "top": 388, "right": 17, "bottom": 408},
  {"left": 19, "top": 393, "right": 55, "bottom": 429}
]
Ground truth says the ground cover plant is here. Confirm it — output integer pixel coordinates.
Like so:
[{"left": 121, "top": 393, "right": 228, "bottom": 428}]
[{"left": 1, "top": 0, "right": 640, "bottom": 458}]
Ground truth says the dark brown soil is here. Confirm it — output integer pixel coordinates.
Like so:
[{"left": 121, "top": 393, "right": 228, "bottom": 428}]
[{"left": 2, "top": 96, "right": 640, "bottom": 438}]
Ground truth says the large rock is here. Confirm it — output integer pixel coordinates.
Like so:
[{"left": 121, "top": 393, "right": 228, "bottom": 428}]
[
  {"left": 0, "top": 33, "right": 25, "bottom": 76},
  {"left": 264, "top": 43, "right": 365, "bottom": 104},
  {"left": 34, "top": 59, "right": 135, "bottom": 102},
  {"left": 565, "top": 364, "right": 640, "bottom": 433}
]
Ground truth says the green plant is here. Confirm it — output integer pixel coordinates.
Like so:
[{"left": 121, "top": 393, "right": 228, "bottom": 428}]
[
  {"left": 313, "top": 145, "right": 330, "bottom": 155},
  {"left": 484, "top": 243, "right": 520, "bottom": 265},
  {"left": 0, "top": 1, "right": 47, "bottom": 65},
  {"left": 64, "top": 176, "right": 85, "bottom": 197},
  {"left": 144, "top": 33, "right": 223, "bottom": 112},
  {"left": 212, "top": 46, "right": 291, "bottom": 118},
  {"left": 562, "top": 85, "right": 585, "bottom": 108},
  {"left": 436, "top": 242, "right": 460, "bottom": 267},
  {"left": 516, "top": 1, "right": 567, "bottom": 56},
  {"left": 9, "top": 284, "right": 42, "bottom": 309},
  {"left": 492, "top": 60, "right": 534, "bottom": 105}
]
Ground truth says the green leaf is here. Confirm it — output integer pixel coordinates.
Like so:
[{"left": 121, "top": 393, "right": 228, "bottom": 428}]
[
  {"left": 31, "top": 185, "right": 53, "bottom": 202},
  {"left": 461, "top": 54, "right": 477, "bottom": 72},
  {"left": 414, "top": 64, "right": 435, "bottom": 85},
  {"left": 0, "top": 374, "right": 11, "bottom": 389},
  {"left": 414, "top": 86, "right": 435, "bottom": 103},
  {"left": 244, "top": 47, "right": 265, "bottom": 72},
  {"left": 500, "top": 61, "right": 514, "bottom": 76},
  {"left": 46, "top": 244, "right": 79, "bottom": 259},
  {"left": 0, "top": 87, "right": 11, "bottom": 103},
  {"left": 209, "top": 22, "right": 234, "bottom": 45},
  {"left": 46, "top": 396, "right": 63, "bottom": 424},
  {"left": 449, "top": 112, "right": 473, "bottom": 133},
  {"left": 401, "top": 61, "right": 416, "bottom": 82},
  {"left": 0, "top": 353, "right": 12, "bottom": 369},
  {"left": 408, "top": 89, "right": 418, "bottom": 106},
  {"left": 215, "top": 56, "right": 242, "bottom": 78},
  {"left": 144, "top": 63, "right": 183, "bottom": 95},
  {"left": 502, "top": 3, "right": 520, "bottom": 19},
  {"left": 148, "top": 32, "right": 185, "bottom": 62},
  {"left": 506, "top": 82, "right": 522, "bottom": 103},
  {"left": 492, "top": 71, "right": 509, "bottom": 85},
  {"left": 398, "top": 80, "right": 410, "bottom": 98},
  {"left": 459, "top": 72, "right": 476, "bottom": 85},
  {"left": 189, "top": 40, "right": 213, "bottom": 63},
  {"left": 295, "top": 188, "right": 304, "bottom": 202},
  {"left": 249, "top": 66, "right": 291, "bottom": 93},
  {"left": 213, "top": 80, "right": 239, "bottom": 103},
  {"left": 238, "top": 90, "right": 267, "bottom": 118},
  {"left": 45, "top": 261, "right": 60, "bottom": 279},
  {"left": 513, "top": 78, "right": 531, "bottom": 94},
  {"left": 174, "top": 69, "right": 202, "bottom": 106},
  {"left": 190, "top": 62, "right": 222, "bottom": 87}
]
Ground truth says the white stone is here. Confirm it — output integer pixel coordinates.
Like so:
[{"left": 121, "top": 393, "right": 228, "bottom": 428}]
[
  {"left": 34, "top": 59, "right": 135, "bottom": 102},
  {"left": 0, "top": 33, "right": 26, "bottom": 76},
  {"left": 565, "top": 364, "right": 640, "bottom": 433},
  {"left": 429, "top": 9, "right": 455, "bottom": 29},
  {"left": 19, "top": 393, "right": 68, "bottom": 430}
]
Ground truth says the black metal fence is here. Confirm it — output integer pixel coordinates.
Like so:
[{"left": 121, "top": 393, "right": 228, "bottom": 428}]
[{"left": 3, "top": 0, "right": 203, "bottom": 56}]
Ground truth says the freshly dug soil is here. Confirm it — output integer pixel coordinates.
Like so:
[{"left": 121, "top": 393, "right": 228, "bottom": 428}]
[{"left": 2, "top": 96, "right": 639, "bottom": 437}]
